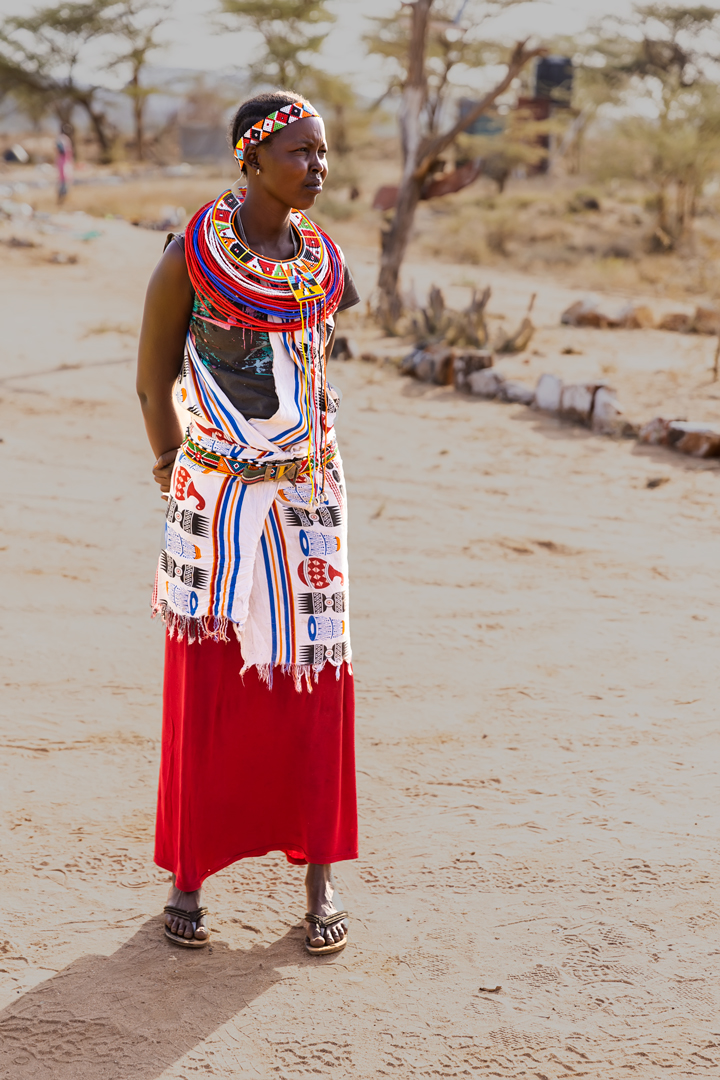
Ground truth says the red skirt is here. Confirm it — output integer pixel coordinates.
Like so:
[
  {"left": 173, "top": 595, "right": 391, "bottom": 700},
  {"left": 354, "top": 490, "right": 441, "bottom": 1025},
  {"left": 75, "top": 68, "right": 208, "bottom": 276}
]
[{"left": 154, "top": 635, "right": 358, "bottom": 892}]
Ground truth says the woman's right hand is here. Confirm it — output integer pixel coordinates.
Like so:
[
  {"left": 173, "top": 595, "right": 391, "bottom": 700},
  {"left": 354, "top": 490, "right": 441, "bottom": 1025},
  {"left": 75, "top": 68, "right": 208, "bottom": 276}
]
[{"left": 153, "top": 449, "right": 179, "bottom": 496}]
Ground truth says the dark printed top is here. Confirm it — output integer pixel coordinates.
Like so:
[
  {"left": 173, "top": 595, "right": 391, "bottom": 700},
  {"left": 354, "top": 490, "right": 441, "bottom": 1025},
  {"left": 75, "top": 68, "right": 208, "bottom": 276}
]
[{"left": 169, "top": 232, "right": 360, "bottom": 420}]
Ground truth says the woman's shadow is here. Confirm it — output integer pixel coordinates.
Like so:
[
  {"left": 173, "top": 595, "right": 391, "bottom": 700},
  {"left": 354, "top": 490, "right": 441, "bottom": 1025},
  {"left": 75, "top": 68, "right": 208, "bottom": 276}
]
[{"left": 0, "top": 918, "right": 303, "bottom": 1077}]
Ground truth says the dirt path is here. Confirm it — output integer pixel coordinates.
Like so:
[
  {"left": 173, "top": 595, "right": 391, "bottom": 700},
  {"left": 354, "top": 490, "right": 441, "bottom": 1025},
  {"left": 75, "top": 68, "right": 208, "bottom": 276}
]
[{"left": 0, "top": 220, "right": 719, "bottom": 1078}]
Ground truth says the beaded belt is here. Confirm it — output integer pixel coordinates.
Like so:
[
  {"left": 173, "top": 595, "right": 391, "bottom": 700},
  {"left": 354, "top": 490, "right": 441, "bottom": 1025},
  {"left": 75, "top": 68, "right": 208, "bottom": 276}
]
[{"left": 183, "top": 437, "right": 336, "bottom": 485}]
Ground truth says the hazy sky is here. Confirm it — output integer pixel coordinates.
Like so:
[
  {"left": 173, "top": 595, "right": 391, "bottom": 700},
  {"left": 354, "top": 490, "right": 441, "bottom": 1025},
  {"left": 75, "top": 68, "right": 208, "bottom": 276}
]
[
  {"left": 0, "top": 0, "right": 638, "bottom": 75},
  {"left": 162, "top": 0, "right": 637, "bottom": 74},
  {"left": 2, "top": 0, "right": 718, "bottom": 94}
]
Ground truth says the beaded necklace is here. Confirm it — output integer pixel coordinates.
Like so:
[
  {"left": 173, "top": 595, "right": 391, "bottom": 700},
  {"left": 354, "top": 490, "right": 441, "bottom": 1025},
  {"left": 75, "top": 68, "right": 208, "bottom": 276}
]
[{"left": 184, "top": 188, "right": 345, "bottom": 506}]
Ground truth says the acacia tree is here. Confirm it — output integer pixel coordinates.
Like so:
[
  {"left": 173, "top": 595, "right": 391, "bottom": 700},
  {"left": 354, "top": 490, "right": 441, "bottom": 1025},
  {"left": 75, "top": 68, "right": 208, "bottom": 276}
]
[
  {"left": 0, "top": 1, "right": 117, "bottom": 158},
  {"left": 365, "top": 0, "right": 496, "bottom": 139},
  {"left": 217, "top": 0, "right": 334, "bottom": 94},
  {"left": 368, "top": 0, "right": 543, "bottom": 327},
  {"left": 217, "top": 0, "right": 361, "bottom": 184},
  {"left": 109, "top": 0, "right": 170, "bottom": 161},
  {"left": 574, "top": 3, "right": 720, "bottom": 244}
]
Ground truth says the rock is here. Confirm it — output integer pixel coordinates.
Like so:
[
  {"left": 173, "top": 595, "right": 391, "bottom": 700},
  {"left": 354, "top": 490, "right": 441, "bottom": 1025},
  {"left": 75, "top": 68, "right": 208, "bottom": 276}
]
[
  {"left": 453, "top": 349, "right": 494, "bottom": 391},
  {"left": 534, "top": 373, "right": 563, "bottom": 412},
  {"left": 671, "top": 421, "right": 720, "bottom": 457},
  {"left": 2, "top": 236, "right": 36, "bottom": 249},
  {"left": 658, "top": 312, "right": 693, "bottom": 333},
  {"left": 499, "top": 380, "right": 535, "bottom": 405},
  {"left": 603, "top": 242, "right": 632, "bottom": 259},
  {"left": 568, "top": 192, "right": 601, "bottom": 212},
  {"left": 4, "top": 143, "right": 29, "bottom": 164},
  {"left": 692, "top": 306, "right": 720, "bottom": 335},
  {"left": 616, "top": 303, "right": 655, "bottom": 329},
  {"left": 360, "top": 352, "right": 379, "bottom": 363},
  {"left": 402, "top": 343, "right": 455, "bottom": 384},
  {"left": 561, "top": 298, "right": 616, "bottom": 329},
  {"left": 468, "top": 368, "right": 505, "bottom": 398},
  {"left": 559, "top": 383, "right": 596, "bottom": 423},
  {"left": 639, "top": 418, "right": 720, "bottom": 457},
  {"left": 638, "top": 417, "right": 675, "bottom": 445},
  {"left": 591, "top": 386, "right": 626, "bottom": 434},
  {"left": 594, "top": 389, "right": 636, "bottom": 436}
]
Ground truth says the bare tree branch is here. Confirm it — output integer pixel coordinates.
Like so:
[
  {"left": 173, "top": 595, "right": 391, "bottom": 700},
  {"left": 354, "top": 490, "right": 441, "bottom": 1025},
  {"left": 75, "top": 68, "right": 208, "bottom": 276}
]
[{"left": 414, "top": 39, "right": 546, "bottom": 178}]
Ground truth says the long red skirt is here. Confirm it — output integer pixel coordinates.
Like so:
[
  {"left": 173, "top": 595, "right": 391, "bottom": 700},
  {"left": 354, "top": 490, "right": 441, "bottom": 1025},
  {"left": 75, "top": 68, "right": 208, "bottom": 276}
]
[{"left": 154, "top": 634, "right": 358, "bottom": 892}]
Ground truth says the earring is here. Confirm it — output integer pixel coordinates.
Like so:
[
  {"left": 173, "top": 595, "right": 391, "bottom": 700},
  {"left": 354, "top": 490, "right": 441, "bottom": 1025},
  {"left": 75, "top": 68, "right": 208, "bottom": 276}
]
[{"left": 255, "top": 168, "right": 260, "bottom": 175}]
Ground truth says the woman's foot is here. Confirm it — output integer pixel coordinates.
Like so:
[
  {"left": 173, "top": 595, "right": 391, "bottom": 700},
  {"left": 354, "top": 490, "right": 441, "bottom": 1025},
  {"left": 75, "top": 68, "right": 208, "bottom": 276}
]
[
  {"left": 164, "top": 877, "right": 209, "bottom": 943},
  {"left": 304, "top": 863, "right": 348, "bottom": 950}
]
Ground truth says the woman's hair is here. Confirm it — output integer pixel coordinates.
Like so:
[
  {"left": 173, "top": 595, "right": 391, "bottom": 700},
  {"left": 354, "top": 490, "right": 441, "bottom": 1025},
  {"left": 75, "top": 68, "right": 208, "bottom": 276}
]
[{"left": 230, "top": 90, "right": 313, "bottom": 173}]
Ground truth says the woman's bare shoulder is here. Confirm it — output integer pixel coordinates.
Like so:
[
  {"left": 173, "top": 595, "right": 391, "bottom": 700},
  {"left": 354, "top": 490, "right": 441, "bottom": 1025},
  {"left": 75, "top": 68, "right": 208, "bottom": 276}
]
[{"left": 149, "top": 234, "right": 192, "bottom": 299}]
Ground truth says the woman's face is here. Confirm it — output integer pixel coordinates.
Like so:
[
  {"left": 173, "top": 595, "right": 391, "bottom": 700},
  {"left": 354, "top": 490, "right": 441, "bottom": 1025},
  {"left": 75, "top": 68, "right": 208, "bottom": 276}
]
[{"left": 248, "top": 116, "right": 328, "bottom": 210}]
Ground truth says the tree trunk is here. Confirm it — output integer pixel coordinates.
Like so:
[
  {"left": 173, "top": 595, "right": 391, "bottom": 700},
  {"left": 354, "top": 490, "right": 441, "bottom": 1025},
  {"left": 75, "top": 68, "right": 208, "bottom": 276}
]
[
  {"left": 331, "top": 103, "right": 348, "bottom": 156},
  {"left": 131, "top": 70, "right": 145, "bottom": 161},
  {"left": 657, "top": 184, "right": 670, "bottom": 234},
  {"left": 78, "top": 94, "right": 114, "bottom": 163},
  {"left": 376, "top": 0, "right": 432, "bottom": 328},
  {"left": 135, "top": 95, "right": 145, "bottom": 161},
  {"left": 377, "top": 175, "right": 424, "bottom": 329},
  {"left": 375, "top": 19, "right": 542, "bottom": 329}
]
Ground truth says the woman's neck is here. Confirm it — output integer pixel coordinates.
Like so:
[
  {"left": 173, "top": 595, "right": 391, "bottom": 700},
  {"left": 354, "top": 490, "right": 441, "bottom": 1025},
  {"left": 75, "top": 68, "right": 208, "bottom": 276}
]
[{"left": 238, "top": 186, "right": 297, "bottom": 261}]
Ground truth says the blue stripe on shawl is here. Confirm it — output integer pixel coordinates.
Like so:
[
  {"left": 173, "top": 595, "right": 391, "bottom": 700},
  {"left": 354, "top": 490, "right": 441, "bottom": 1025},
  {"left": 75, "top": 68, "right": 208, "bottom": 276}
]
[
  {"left": 225, "top": 482, "right": 247, "bottom": 615},
  {"left": 191, "top": 349, "right": 246, "bottom": 444},
  {"left": 268, "top": 508, "right": 291, "bottom": 663},
  {"left": 212, "top": 481, "right": 234, "bottom": 618},
  {"left": 273, "top": 333, "right": 311, "bottom": 447},
  {"left": 259, "top": 534, "right": 278, "bottom": 662}
]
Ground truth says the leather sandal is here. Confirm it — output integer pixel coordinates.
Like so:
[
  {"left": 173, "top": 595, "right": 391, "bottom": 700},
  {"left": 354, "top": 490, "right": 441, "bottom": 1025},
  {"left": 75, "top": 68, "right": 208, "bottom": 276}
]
[
  {"left": 304, "top": 909, "right": 349, "bottom": 955},
  {"left": 163, "top": 904, "right": 210, "bottom": 948}
]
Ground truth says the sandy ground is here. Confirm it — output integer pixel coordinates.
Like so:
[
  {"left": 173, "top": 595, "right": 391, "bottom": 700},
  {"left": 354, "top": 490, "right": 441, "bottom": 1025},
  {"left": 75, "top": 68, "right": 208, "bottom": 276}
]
[{"left": 1, "top": 214, "right": 719, "bottom": 1078}]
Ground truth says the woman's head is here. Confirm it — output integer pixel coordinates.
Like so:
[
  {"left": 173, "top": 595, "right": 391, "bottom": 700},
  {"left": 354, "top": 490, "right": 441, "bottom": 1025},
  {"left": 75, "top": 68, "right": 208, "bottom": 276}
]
[{"left": 230, "top": 91, "right": 328, "bottom": 211}]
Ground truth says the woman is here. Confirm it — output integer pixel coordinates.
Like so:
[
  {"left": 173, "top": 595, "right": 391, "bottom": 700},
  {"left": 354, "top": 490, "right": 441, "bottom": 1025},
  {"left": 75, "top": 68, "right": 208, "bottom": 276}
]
[{"left": 136, "top": 91, "right": 360, "bottom": 955}]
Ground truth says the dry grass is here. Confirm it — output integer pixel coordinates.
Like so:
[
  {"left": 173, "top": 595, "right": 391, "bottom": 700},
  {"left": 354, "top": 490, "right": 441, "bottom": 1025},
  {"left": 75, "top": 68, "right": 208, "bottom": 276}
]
[
  {"left": 25, "top": 172, "right": 236, "bottom": 223},
  {"left": 12, "top": 138, "right": 720, "bottom": 305}
]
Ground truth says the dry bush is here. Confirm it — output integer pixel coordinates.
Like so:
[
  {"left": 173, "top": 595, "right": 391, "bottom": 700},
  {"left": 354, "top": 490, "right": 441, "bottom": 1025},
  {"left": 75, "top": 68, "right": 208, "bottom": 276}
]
[{"left": 23, "top": 173, "right": 236, "bottom": 222}]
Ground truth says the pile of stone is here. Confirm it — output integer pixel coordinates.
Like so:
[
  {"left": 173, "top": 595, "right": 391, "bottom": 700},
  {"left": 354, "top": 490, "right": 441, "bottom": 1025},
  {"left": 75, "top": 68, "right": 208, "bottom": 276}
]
[
  {"left": 638, "top": 418, "right": 720, "bottom": 458},
  {"left": 401, "top": 344, "right": 493, "bottom": 388},
  {"left": 561, "top": 298, "right": 655, "bottom": 329},
  {"left": 455, "top": 363, "right": 535, "bottom": 406},
  {"left": 533, "top": 375, "right": 631, "bottom": 435},
  {"left": 657, "top": 307, "right": 720, "bottom": 335},
  {"left": 399, "top": 344, "right": 632, "bottom": 436},
  {"left": 561, "top": 296, "right": 720, "bottom": 336}
]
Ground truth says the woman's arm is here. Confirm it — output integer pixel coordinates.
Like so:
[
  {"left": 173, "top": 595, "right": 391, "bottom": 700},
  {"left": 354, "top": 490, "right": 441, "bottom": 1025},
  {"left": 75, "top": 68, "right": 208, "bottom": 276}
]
[{"left": 136, "top": 241, "right": 194, "bottom": 493}]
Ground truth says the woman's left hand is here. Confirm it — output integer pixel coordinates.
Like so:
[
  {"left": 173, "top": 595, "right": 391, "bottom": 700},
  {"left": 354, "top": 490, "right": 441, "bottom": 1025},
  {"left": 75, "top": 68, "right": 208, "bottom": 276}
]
[{"left": 153, "top": 449, "right": 179, "bottom": 495}]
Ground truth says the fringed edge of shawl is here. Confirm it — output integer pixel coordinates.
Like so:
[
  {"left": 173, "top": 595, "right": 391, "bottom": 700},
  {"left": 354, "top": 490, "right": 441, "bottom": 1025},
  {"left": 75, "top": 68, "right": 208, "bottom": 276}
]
[
  {"left": 153, "top": 605, "right": 233, "bottom": 645},
  {"left": 245, "top": 658, "right": 352, "bottom": 694},
  {"left": 153, "top": 605, "right": 352, "bottom": 693}
]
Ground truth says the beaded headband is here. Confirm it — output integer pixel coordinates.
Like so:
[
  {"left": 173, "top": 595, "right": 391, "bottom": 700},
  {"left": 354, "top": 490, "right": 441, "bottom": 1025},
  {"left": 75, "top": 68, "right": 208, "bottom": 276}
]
[{"left": 234, "top": 100, "right": 321, "bottom": 165}]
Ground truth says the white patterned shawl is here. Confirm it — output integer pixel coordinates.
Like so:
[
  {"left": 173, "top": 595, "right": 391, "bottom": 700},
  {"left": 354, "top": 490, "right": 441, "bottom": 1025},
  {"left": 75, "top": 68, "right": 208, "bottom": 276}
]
[{"left": 151, "top": 326, "right": 351, "bottom": 688}]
